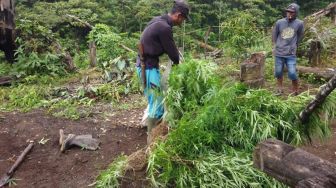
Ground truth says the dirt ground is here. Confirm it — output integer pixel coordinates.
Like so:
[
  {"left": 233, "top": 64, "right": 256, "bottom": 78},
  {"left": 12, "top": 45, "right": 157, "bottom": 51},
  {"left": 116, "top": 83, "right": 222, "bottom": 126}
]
[
  {"left": 0, "top": 108, "right": 147, "bottom": 188},
  {"left": 302, "top": 120, "right": 336, "bottom": 164}
]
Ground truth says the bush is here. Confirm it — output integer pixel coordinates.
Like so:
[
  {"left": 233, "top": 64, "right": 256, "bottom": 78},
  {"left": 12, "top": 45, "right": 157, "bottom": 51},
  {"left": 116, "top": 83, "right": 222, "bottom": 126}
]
[
  {"left": 147, "top": 58, "right": 335, "bottom": 187},
  {"left": 220, "top": 12, "right": 263, "bottom": 60}
]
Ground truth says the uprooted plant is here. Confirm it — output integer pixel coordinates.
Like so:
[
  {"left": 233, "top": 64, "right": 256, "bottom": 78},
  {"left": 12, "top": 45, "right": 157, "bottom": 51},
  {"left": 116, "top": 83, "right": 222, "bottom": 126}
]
[{"left": 98, "top": 58, "right": 335, "bottom": 188}]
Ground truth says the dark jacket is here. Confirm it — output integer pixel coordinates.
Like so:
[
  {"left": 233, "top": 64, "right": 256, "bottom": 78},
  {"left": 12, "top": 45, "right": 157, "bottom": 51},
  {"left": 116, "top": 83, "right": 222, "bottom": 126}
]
[{"left": 136, "top": 14, "right": 179, "bottom": 69}]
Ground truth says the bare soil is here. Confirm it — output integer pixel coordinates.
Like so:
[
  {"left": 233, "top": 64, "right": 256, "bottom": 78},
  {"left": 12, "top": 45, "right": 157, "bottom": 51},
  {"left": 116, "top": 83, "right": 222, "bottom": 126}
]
[
  {"left": 302, "top": 120, "right": 336, "bottom": 164},
  {"left": 0, "top": 108, "right": 147, "bottom": 188}
]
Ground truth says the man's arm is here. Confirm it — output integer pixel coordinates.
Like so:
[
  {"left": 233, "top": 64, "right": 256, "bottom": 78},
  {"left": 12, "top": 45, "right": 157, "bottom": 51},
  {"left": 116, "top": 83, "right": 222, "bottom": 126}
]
[
  {"left": 158, "top": 26, "right": 179, "bottom": 65},
  {"left": 272, "top": 21, "right": 279, "bottom": 45},
  {"left": 297, "top": 22, "right": 304, "bottom": 46}
]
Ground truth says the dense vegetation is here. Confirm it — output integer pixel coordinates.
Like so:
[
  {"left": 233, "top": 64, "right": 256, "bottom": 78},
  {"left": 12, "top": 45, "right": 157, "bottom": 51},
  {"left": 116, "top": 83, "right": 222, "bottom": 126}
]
[
  {"left": 1, "top": 0, "right": 335, "bottom": 187},
  {"left": 6, "top": 0, "right": 335, "bottom": 69}
]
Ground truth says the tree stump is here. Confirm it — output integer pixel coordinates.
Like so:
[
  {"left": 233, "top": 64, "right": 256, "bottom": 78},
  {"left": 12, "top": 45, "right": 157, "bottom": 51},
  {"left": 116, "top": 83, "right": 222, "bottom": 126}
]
[
  {"left": 253, "top": 139, "right": 336, "bottom": 188},
  {"left": 240, "top": 52, "right": 265, "bottom": 88},
  {"left": 89, "top": 41, "right": 97, "bottom": 67},
  {"left": 308, "top": 40, "right": 322, "bottom": 66},
  {"left": 331, "top": 6, "right": 336, "bottom": 25}
]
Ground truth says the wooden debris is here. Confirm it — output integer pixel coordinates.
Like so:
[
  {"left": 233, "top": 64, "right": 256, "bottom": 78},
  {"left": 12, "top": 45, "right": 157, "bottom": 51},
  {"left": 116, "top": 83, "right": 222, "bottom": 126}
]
[
  {"left": 299, "top": 73, "right": 336, "bottom": 123},
  {"left": 197, "top": 41, "right": 222, "bottom": 57},
  {"left": 253, "top": 139, "right": 336, "bottom": 188},
  {"left": 65, "top": 14, "right": 93, "bottom": 29},
  {"left": 307, "top": 2, "right": 336, "bottom": 22},
  {"left": 0, "top": 76, "right": 13, "bottom": 86},
  {"left": 297, "top": 66, "right": 335, "bottom": 81},
  {"left": 0, "top": 143, "right": 34, "bottom": 187},
  {"left": 119, "top": 44, "right": 135, "bottom": 54}
]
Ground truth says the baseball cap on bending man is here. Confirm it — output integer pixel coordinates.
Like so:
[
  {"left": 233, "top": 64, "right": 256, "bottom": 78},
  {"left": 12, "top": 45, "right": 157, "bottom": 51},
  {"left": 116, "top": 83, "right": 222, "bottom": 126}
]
[
  {"left": 173, "top": 0, "right": 191, "bottom": 21},
  {"left": 285, "top": 3, "right": 300, "bottom": 13}
]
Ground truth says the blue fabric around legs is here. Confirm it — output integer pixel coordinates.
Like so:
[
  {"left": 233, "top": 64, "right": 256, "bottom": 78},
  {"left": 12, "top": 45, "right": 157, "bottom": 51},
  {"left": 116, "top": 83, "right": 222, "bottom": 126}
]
[
  {"left": 137, "top": 67, "right": 164, "bottom": 119},
  {"left": 275, "top": 56, "right": 298, "bottom": 80}
]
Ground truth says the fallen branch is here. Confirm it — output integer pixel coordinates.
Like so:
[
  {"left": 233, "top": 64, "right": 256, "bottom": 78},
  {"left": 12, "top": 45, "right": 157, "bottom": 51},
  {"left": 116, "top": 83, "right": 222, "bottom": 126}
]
[
  {"left": 0, "top": 76, "right": 13, "bottom": 86},
  {"left": 306, "top": 2, "right": 336, "bottom": 21},
  {"left": 197, "top": 40, "right": 222, "bottom": 57},
  {"left": 297, "top": 66, "right": 335, "bottom": 81},
  {"left": 0, "top": 143, "right": 34, "bottom": 187},
  {"left": 299, "top": 74, "right": 336, "bottom": 123},
  {"left": 119, "top": 44, "right": 135, "bottom": 53},
  {"left": 198, "top": 40, "right": 218, "bottom": 52},
  {"left": 65, "top": 14, "right": 93, "bottom": 29}
]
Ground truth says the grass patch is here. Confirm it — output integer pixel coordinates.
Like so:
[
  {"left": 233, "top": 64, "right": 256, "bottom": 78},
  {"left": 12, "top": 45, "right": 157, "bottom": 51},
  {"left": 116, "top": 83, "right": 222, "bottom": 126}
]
[
  {"left": 0, "top": 71, "right": 141, "bottom": 120},
  {"left": 95, "top": 155, "right": 128, "bottom": 188},
  {"left": 0, "top": 84, "right": 50, "bottom": 112}
]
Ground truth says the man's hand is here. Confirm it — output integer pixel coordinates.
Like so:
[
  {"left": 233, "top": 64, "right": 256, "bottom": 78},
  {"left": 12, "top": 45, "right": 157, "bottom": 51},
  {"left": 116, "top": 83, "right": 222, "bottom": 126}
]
[{"left": 272, "top": 45, "right": 276, "bottom": 56}]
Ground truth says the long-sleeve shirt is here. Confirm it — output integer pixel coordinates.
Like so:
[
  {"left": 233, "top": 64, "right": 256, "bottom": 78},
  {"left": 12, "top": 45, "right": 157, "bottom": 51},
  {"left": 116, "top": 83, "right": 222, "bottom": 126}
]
[
  {"left": 272, "top": 18, "right": 304, "bottom": 57},
  {"left": 136, "top": 14, "right": 179, "bottom": 69}
]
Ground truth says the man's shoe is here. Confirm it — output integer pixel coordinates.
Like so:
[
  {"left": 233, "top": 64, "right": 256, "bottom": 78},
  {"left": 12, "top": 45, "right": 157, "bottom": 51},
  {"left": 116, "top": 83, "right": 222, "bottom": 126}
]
[
  {"left": 291, "top": 80, "right": 299, "bottom": 96},
  {"left": 146, "top": 118, "right": 161, "bottom": 145},
  {"left": 275, "top": 77, "right": 284, "bottom": 96}
]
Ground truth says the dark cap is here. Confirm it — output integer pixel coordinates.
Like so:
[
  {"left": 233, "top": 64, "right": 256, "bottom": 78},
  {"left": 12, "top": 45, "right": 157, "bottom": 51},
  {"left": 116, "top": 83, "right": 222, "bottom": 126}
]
[
  {"left": 173, "top": 0, "right": 190, "bottom": 21},
  {"left": 285, "top": 3, "right": 299, "bottom": 13}
]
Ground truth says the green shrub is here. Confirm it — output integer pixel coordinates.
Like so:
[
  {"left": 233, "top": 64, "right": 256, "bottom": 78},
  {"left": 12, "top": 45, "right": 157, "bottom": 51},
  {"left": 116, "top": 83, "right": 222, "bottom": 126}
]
[
  {"left": 220, "top": 12, "right": 263, "bottom": 60},
  {"left": 147, "top": 58, "right": 335, "bottom": 187}
]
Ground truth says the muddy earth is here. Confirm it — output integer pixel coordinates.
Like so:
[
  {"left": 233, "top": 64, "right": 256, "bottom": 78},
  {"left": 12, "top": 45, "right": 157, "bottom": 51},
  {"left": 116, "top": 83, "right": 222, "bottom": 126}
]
[{"left": 0, "top": 109, "right": 147, "bottom": 188}]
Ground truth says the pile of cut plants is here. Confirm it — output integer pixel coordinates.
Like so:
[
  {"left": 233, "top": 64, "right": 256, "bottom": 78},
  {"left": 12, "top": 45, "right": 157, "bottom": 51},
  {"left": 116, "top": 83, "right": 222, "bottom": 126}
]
[{"left": 95, "top": 58, "right": 336, "bottom": 188}]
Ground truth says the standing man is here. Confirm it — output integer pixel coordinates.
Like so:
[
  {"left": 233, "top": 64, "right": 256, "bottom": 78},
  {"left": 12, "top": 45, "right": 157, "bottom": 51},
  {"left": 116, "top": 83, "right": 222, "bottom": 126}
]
[
  {"left": 272, "top": 3, "right": 304, "bottom": 95},
  {"left": 136, "top": 0, "right": 190, "bottom": 142}
]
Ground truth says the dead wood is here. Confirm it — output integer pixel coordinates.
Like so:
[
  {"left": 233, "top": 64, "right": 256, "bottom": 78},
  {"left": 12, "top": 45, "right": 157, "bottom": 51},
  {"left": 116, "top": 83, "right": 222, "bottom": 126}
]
[{"left": 253, "top": 139, "right": 336, "bottom": 188}]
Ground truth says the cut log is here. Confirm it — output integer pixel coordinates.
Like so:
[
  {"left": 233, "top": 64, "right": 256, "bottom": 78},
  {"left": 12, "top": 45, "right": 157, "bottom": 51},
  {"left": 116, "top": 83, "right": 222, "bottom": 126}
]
[
  {"left": 297, "top": 66, "right": 336, "bottom": 81},
  {"left": 253, "top": 139, "right": 336, "bottom": 188},
  {"left": 240, "top": 52, "right": 265, "bottom": 88},
  {"left": 297, "top": 175, "right": 336, "bottom": 188},
  {"left": 0, "top": 76, "right": 13, "bottom": 86},
  {"left": 299, "top": 74, "right": 336, "bottom": 123}
]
